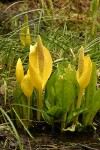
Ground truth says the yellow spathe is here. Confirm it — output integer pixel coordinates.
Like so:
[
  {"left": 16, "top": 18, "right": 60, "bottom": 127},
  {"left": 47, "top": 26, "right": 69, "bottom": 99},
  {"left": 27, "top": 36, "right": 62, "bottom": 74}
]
[
  {"left": 76, "top": 46, "right": 92, "bottom": 89},
  {"left": 29, "top": 35, "right": 52, "bottom": 90},
  {"left": 16, "top": 58, "right": 24, "bottom": 84},
  {"left": 21, "top": 74, "right": 33, "bottom": 98},
  {"left": 16, "top": 58, "right": 33, "bottom": 97},
  {"left": 74, "top": 46, "right": 92, "bottom": 124}
]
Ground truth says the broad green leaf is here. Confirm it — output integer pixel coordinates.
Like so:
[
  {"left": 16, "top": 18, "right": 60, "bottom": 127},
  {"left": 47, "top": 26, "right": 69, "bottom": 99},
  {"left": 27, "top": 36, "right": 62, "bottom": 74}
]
[
  {"left": 43, "top": 69, "right": 58, "bottom": 109},
  {"left": 55, "top": 69, "right": 77, "bottom": 113},
  {"left": 44, "top": 61, "right": 70, "bottom": 107},
  {"left": 43, "top": 62, "right": 78, "bottom": 125},
  {"left": 83, "top": 89, "right": 100, "bottom": 126},
  {"left": 42, "top": 111, "right": 53, "bottom": 125},
  {"left": 57, "top": 61, "right": 69, "bottom": 75},
  {"left": 47, "top": 105, "right": 63, "bottom": 117},
  {"left": 44, "top": 84, "right": 56, "bottom": 108},
  {"left": 67, "top": 107, "right": 87, "bottom": 124}
]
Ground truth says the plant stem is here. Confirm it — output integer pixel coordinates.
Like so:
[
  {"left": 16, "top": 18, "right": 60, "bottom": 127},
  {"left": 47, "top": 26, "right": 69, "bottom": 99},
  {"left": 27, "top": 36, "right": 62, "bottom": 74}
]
[
  {"left": 74, "top": 88, "right": 84, "bottom": 124},
  {"left": 37, "top": 87, "right": 42, "bottom": 121},
  {"left": 27, "top": 96, "right": 30, "bottom": 127},
  {"left": 61, "top": 113, "right": 67, "bottom": 132}
]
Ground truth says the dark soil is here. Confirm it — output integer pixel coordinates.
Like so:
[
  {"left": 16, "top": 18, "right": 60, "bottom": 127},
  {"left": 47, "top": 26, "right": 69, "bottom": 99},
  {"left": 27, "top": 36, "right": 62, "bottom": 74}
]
[{"left": 0, "top": 113, "right": 100, "bottom": 150}]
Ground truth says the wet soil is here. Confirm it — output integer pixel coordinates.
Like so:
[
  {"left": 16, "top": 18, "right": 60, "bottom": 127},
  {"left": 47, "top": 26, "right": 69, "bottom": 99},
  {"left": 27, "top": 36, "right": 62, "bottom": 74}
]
[{"left": 0, "top": 114, "right": 100, "bottom": 150}]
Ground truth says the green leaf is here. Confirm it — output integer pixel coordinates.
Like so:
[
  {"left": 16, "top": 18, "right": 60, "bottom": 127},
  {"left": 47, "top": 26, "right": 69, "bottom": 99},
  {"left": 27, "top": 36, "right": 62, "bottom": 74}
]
[
  {"left": 42, "top": 111, "right": 53, "bottom": 125},
  {"left": 44, "top": 70, "right": 57, "bottom": 109},
  {"left": 47, "top": 105, "right": 63, "bottom": 117},
  {"left": 57, "top": 61, "right": 69, "bottom": 75},
  {"left": 43, "top": 62, "right": 79, "bottom": 127},
  {"left": 67, "top": 107, "right": 87, "bottom": 124},
  {"left": 44, "top": 61, "right": 71, "bottom": 109},
  {"left": 83, "top": 89, "right": 100, "bottom": 126},
  {"left": 55, "top": 68, "right": 77, "bottom": 113},
  {"left": 45, "top": 86, "right": 56, "bottom": 109}
]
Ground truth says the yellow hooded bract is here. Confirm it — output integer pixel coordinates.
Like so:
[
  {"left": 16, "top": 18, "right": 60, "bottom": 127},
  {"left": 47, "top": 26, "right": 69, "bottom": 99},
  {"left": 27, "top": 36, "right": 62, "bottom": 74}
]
[
  {"left": 16, "top": 58, "right": 33, "bottom": 97},
  {"left": 16, "top": 58, "right": 24, "bottom": 84},
  {"left": 21, "top": 74, "right": 33, "bottom": 98},
  {"left": 29, "top": 35, "right": 52, "bottom": 90},
  {"left": 76, "top": 46, "right": 92, "bottom": 89}
]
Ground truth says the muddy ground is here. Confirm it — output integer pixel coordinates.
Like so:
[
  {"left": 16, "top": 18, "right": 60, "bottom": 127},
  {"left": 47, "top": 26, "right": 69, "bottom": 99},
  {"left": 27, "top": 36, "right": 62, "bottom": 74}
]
[{"left": 0, "top": 112, "right": 100, "bottom": 150}]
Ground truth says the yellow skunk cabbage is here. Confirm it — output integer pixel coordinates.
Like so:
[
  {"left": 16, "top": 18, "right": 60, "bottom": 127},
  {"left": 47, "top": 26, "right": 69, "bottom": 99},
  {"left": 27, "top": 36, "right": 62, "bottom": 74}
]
[
  {"left": 21, "top": 74, "right": 33, "bottom": 98},
  {"left": 76, "top": 46, "right": 92, "bottom": 89},
  {"left": 29, "top": 35, "right": 52, "bottom": 89},
  {"left": 74, "top": 46, "right": 92, "bottom": 123},
  {"left": 16, "top": 58, "right": 34, "bottom": 97},
  {"left": 29, "top": 35, "right": 52, "bottom": 120},
  {"left": 16, "top": 58, "right": 34, "bottom": 124},
  {"left": 20, "top": 14, "right": 31, "bottom": 47},
  {"left": 16, "top": 58, "right": 24, "bottom": 83},
  {"left": 21, "top": 74, "right": 33, "bottom": 122}
]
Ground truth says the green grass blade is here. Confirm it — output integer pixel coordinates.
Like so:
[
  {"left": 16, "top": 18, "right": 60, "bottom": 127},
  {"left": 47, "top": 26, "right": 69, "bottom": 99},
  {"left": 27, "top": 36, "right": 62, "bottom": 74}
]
[
  {"left": 12, "top": 108, "right": 36, "bottom": 141},
  {"left": 0, "top": 107, "right": 23, "bottom": 150}
]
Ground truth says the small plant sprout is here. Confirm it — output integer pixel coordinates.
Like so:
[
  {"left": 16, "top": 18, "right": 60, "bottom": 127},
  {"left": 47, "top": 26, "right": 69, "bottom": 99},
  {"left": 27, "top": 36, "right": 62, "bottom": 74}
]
[
  {"left": 75, "top": 46, "right": 92, "bottom": 123},
  {"left": 29, "top": 35, "right": 52, "bottom": 121},
  {"left": 20, "top": 14, "right": 31, "bottom": 47}
]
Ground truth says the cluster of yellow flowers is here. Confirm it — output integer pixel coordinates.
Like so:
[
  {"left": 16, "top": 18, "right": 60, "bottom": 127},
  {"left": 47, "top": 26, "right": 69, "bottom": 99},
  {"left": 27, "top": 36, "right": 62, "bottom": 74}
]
[
  {"left": 16, "top": 35, "right": 52, "bottom": 121},
  {"left": 15, "top": 15, "right": 92, "bottom": 124},
  {"left": 16, "top": 36, "right": 52, "bottom": 97}
]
